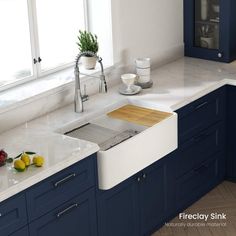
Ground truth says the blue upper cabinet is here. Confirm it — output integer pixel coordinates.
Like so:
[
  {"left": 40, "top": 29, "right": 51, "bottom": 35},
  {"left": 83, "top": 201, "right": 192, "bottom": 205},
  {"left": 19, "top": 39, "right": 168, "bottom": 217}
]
[{"left": 184, "top": 0, "right": 236, "bottom": 62}]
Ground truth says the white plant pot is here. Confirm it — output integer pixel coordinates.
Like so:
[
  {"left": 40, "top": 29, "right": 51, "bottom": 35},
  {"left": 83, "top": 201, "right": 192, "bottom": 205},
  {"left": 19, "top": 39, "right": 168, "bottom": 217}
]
[{"left": 81, "top": 56, "right": 97, "bottom": 70}]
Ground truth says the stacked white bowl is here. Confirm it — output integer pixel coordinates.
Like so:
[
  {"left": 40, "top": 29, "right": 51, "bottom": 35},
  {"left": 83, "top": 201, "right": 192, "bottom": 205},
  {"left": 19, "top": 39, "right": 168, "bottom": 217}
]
[{"left": 135, "top": 58, "right": 151, "bottom": 84}]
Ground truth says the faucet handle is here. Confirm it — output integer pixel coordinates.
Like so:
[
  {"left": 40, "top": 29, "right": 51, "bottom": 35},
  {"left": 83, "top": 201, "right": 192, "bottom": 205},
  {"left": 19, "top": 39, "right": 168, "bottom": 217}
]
[{"left": 82, "top": 84, "right": 89, "bottom": 102}]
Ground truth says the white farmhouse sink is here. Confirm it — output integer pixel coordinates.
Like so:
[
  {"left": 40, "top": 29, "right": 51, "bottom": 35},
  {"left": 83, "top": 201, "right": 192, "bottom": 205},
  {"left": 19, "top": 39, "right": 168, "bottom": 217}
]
[{"left": 64, "top": 100, "right": 177, "bottom": 190}]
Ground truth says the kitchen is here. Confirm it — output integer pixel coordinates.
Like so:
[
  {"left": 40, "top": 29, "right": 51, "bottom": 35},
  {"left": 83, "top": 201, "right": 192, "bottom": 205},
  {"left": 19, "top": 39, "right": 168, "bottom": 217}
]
[{"left": 0, "top": 0, "right": 236, "bottom": 236}]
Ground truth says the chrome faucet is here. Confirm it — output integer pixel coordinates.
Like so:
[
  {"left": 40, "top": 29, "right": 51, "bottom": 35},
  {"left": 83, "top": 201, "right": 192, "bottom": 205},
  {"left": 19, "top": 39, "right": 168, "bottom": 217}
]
[{"left": 74, "top": 51, "right": 107, "bottom": 113}]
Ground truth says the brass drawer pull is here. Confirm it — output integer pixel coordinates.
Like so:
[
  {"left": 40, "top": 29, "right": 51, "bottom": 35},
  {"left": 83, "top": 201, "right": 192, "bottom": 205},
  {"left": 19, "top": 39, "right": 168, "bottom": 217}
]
[
  {"left": 56, "top": 203, "right": 78, "bottom": 218},
  {"left": 54, "top": 173, "right": 76, "bottom": 187}
]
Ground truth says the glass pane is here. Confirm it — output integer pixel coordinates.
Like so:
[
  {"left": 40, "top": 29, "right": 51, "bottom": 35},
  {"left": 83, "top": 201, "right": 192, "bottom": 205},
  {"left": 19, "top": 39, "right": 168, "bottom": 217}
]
[
  {"left": 36, "top": 0, "right": 85, "bottom": 71},
  {"left": 195, "top": 0, "right": 220, "bottom": 50},
  {"left": 0, "top": 0, "right": 33, "bottom": 88}
]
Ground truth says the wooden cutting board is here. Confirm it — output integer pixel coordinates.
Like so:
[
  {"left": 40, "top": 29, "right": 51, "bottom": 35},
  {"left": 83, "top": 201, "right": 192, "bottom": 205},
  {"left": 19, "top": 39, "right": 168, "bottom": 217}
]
[{"left": 107, "top": 104, "right": 173, "bottom": 127}]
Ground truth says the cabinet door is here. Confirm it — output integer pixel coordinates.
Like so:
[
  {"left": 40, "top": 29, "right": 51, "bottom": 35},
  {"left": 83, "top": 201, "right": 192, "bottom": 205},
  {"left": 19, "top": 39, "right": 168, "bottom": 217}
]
[
  {"left": 0, "top": 194, "right": 27, "bottom": 236},
  {"left": 29, "top": 188, "right": 97, "bottom": 236},
  {"left": 226, "top": 85, "right": 236, "bottom": 181},
  {"left": 97, "top": 176, "right": 139, "bottom": 236},
  {"left": 139, "top": 159, "right": 167, "bottom": 236},
  {"left": 184, "top": 0, "right": 233, "bottom": 62},
  {"left": 175, "top": 155, "right": 221, "bottom": 211},
  {"left": 10, "top": 227, "right": 29, "bottom": 236}
]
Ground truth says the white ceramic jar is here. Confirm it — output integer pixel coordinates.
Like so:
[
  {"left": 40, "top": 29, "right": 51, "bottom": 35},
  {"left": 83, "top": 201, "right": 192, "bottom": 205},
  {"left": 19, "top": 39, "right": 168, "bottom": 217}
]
[{"left": 135, "top": 58, "right": 151, "bottom": 83}]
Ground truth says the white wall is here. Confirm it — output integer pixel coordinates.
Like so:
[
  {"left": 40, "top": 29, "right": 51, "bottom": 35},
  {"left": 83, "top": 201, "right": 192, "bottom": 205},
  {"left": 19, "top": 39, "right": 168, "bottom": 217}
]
[{"left": 111, "top": 0, "right": 184, "bottom": 69}]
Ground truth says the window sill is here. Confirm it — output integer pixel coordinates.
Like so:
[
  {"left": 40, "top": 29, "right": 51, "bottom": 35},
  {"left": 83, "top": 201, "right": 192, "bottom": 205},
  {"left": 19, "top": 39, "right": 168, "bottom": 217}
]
[{"left": 0, "top": 64, "right": 114, "bottom": 115}]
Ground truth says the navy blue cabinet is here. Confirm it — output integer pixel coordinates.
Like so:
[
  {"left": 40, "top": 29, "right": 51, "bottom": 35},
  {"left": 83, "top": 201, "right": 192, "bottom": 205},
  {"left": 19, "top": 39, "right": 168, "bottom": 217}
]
[
  {"left": 175, "top": 153, "right": 223, "bottom": 210},
  {"left": 176, "top": 122, "right": 224, "bottom": 178},
  {"left": 184, "top": 0, "right": 236, "bottom": 62},
  {"left": 0, "top": 194, "right": 28, "bottom": 236},
  {"left": 97, "top": 175, "right": 139, "bottom": 236},
  {"left": 177, "top": 87, "right": 226, "bottom": 144},
  {"left": 139, "top": 158, "right": 169, "bottom": 236},
  {"left": 26, "top": 155, "right": 95, "bottom": 221},
  {"left": 97, "top": 157, "right": 170, "bottom": 236},
  {"left": 171, "top": 86, "right": 226, "bottom": 214},
  {"left": 29, "top": 188, "right": 97, "bottom": 236},
  {"left": 27, "top": 155, "right": 98, "bottom": 236},
  {"left": 226, "top": 85, "right": 236, "bottom": 181}
]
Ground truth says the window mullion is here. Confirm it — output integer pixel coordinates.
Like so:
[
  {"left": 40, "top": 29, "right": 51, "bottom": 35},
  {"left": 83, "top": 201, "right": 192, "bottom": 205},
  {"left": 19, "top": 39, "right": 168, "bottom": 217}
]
[{"left": 27, "top": 0, "right": 41, "bottom": 78}]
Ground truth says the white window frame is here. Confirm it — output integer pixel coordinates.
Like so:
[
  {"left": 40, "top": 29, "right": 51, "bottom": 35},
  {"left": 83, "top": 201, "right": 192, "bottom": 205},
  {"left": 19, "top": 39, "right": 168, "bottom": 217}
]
[{"left": 0, "top": 0, "right": 88, "bottom": 92}]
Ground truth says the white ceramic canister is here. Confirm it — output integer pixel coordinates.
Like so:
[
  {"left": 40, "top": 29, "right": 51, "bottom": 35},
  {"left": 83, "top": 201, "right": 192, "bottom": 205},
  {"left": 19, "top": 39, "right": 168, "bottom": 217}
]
[{"left": 135, "top": 58, "right": 151, "bottom": 83}]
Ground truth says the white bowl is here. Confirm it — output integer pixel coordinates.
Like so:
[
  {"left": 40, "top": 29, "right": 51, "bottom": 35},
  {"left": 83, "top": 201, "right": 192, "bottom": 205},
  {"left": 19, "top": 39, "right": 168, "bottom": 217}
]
[{"left": 135, "top": 58, "right": 151, "bottom": 68}]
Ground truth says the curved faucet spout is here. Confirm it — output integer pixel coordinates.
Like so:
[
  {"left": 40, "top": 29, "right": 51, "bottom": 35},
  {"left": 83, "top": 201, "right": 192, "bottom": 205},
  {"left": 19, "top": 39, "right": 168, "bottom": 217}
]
[{"left": 74, "top": 51, "right": 107, "bottom": 113}]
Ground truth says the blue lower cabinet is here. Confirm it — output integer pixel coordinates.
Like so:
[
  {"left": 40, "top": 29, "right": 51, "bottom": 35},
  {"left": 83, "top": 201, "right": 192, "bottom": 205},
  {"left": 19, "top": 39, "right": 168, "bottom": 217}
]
[
  {"left": 10, "top": 227, "right": 29, "bottom": 236},
  {"left": 139, "top": 159, "right": 167, "bottom": 236},
  {"left": 26, "top": 155, "right": 95, "bottom": 221},
  {"left": 97, "top": 157, "right": 170, "bottom": 236},
  {"left": 175, "top": 154, "right": 223, "bottom": 211},
  {"left": 97, "top": 176, "right": 139, "bottom": 236},
  {"left": 226, "top": 85, "right": 236, "bottom": 181},
  {"left": 175, "top": 122, "right": 224, "bottom": 178},
  {"left": 29, "top": 188, "right": 97, "bottom": 236},
  {"left": 177, "top": 87, "right": 226, "bottom": 144},
  {"left": 0, "top": 194, "right": 28, "bottom": 236}
]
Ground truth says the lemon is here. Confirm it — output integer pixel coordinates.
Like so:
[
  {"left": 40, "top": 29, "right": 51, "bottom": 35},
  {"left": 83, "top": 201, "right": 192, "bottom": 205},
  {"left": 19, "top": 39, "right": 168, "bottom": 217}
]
[
  {"left": 33, "top": 156, "right": 44, "bottom": 167},
  {"left": 21, "top": 153, "right": 31, "bottom": 167},
  {"left": 14, "top": 160, "right": 26, "bottom": 172}
]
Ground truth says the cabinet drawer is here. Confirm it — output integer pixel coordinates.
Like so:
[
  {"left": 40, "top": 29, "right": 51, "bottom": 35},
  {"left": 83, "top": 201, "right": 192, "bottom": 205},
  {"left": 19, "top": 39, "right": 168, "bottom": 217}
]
[
  {"left": 29, "top": 188, "right": 97, "bottom": 236},
  {"left": 26, "top": 155, "right": 95, "bottom": 221},
  {"left": 0, "top": 194, "right": 27, "bottom": 236},
  {"left": 175, "top": 122, "right": 224, "bottom": 178},
  {"left": 176, "top": 156, "right": 219, "bottom": 210},
  {"left": 177, "top": 88, "right": 225, "bottom": 143}
]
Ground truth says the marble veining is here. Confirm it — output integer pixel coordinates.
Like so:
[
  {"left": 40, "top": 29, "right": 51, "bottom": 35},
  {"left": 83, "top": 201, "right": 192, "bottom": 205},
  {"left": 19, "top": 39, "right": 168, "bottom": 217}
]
[{"left": 1, "top": 57, "right": 236, "bottom": 202}]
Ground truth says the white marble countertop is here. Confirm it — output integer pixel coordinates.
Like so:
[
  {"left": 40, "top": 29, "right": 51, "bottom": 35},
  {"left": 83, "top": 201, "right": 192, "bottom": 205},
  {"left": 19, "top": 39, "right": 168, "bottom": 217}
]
[{"left": 1, "top": 56, "right": 236, "bottom": 202}]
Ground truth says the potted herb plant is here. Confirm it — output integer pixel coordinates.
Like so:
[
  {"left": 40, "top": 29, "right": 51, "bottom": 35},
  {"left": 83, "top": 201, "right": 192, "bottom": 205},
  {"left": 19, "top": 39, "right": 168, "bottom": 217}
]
[{"left": 77, "top": 30, "right": 99, "bottom": 70}]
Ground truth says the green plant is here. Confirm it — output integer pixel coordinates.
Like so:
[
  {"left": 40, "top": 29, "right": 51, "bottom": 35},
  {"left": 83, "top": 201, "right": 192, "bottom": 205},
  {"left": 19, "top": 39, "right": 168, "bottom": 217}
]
[{"left": 77, "top": 30, "right": 99, "bottom": 56}]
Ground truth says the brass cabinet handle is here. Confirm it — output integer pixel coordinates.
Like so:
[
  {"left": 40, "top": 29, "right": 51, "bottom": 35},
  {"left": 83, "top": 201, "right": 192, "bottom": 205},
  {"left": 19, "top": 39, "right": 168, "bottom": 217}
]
[{"left": 54, "top": 173, "right": 76, "bottom": 187}]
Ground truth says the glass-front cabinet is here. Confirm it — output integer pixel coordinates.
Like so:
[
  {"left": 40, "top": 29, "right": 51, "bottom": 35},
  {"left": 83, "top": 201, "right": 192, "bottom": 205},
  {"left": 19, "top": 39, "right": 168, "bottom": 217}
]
[{"left": 184, "top": 0, "right": 236, "bottom": 62}]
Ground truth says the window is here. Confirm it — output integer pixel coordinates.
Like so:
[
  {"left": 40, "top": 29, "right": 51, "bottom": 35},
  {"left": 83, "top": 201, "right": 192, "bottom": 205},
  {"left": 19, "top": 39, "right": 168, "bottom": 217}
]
[{"left": 0, "top": 0, "right": 87, "bottom": 90}]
